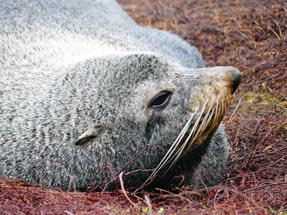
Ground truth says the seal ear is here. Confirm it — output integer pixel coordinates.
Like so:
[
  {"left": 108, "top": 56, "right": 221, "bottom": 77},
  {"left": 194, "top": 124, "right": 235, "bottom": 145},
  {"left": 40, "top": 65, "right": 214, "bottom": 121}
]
[{"left": 74, "top": 126, "right": 105, "bottom": 146}]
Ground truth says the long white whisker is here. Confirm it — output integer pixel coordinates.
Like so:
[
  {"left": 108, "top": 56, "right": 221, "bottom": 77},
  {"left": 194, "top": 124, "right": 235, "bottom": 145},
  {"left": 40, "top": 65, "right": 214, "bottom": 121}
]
[
  {"left": 164, "top": 101, "right": 208, "bottom": 173},
  {"left": 187, "top": 98, "right": 215, "bottom": 150},
  {"left": 162, "top": 113, "right": 198, "bottom": 174},
  {"left": 214, "top": 95, "right": 221, "bottom": 124},
  {"left": 139, "top": 106, "right": 200, "bottom": 188},
  {"left": 151, "top": 111, "right": 195, "bottom": 171},
  {"left": 192, "top": 107, "right": 214, "bottom": 146},
  {"left": 219, "top": 99, "right": 224, "bottom": 122}
]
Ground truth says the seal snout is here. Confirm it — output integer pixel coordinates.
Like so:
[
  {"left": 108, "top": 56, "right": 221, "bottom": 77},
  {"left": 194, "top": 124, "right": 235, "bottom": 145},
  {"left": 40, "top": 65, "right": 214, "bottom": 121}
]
[
  {"left": 215, "top": 66, "right": 241, "bottom": 94},
  {"left": 229, "top": 68, "right": 241, "bottom": 94}
]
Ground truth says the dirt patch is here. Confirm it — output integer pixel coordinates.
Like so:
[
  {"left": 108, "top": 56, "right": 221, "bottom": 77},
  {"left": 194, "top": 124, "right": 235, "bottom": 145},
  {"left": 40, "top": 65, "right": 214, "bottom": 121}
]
[{"left": 1, "top": 0, "right": 286, "bottom": 214}]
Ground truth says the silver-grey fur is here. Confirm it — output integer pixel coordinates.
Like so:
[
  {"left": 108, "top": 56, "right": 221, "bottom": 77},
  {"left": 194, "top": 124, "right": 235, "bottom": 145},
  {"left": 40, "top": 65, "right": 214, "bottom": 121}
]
[{"left": 0, "top": 0, "right": 239, "bottom": 190}]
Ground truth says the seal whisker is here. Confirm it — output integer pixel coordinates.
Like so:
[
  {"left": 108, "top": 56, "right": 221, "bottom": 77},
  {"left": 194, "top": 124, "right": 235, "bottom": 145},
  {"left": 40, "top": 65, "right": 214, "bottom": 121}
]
[
  {"left": 164, "top": 101, "right": 209, "bottom": 173},
  {"left": 163, "top": 111, "right": 200, "bottom": 174},
  {"left": 191, "top": 98, "right": 215, "bottom": 142},
  {"left": 214, "top": 95, "right": 221, "bottom": 125},
  {"left": 150, "top": 112, "right": 196, "bottom": 171},
  {"left": 182, "top": 98, "right": 215, "bottom": 154},
  {"left": 136, "top": 125, "right": 191, "bottom": 190},
  {"left": 222, "top": 100, "right": 226, "bottom": 121},
  {"left": 172, "top": 102, "right": 208, "bottom": 156},
  {"left": 139, "top": 106, "right": 200, "bottom": 189},
  {"left": 155, "top": 114, "right": 193, "bottom": 169}
]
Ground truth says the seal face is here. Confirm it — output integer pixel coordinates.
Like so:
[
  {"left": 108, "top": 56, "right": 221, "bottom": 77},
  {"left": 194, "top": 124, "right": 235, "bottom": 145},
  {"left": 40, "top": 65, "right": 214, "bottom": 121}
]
[{"left": 0, "top": 0, "right": 240, "bottom": 190}]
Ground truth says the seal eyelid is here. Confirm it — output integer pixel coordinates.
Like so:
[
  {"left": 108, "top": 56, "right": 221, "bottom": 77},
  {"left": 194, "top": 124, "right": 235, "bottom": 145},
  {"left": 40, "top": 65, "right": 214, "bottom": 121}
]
[{"left": 148, "top": 91, "right": 172, "bottom": 110}]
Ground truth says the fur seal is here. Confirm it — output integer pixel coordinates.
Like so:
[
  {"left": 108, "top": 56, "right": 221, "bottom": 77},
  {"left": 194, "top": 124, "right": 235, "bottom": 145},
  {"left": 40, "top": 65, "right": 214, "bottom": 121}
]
[{"left": 0, "top": 0, "right": 241, "bottom": 190}]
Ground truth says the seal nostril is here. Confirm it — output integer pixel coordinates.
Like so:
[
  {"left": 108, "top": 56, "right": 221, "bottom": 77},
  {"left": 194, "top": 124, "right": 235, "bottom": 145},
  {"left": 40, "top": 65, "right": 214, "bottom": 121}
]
[{"left": 231, "top": 70, "right": 241, "bottom": 94}]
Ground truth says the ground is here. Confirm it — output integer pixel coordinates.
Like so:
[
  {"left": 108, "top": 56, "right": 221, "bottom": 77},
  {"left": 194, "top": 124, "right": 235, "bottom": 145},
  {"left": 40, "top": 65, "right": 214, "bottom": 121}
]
[{"left": 0, "top": 0, "right": 286, "bottom": 214}]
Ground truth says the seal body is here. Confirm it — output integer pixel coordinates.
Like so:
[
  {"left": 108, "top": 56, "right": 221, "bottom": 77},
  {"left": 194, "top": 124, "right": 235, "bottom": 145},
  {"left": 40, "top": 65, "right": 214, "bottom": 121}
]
[{"left": 0, "top": 0, "right": 240, "bottom": 190}]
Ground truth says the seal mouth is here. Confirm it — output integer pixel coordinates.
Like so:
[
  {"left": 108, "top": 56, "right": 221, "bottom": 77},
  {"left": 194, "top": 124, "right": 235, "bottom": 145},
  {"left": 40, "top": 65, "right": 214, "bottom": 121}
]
[{"left": 137, "top": 95, "right": 232, "bottom": 190}]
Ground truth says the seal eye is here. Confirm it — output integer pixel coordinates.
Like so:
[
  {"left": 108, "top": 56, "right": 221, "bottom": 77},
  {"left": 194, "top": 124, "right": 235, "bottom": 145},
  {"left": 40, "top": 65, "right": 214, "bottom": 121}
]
[{"left": 148, "top": 91, "right": 172, "bottom": 110}]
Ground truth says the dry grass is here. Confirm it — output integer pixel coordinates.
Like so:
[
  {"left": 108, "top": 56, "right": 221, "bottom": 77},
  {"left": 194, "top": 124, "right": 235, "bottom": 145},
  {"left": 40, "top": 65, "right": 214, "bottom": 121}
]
[{"left": 1, "top": 0, "right": 286, "bottom": 214}]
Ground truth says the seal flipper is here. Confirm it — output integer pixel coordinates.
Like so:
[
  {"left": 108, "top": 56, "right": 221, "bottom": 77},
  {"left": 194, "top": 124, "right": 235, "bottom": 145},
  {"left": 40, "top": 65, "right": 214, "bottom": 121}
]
[{"left": 74, "top": 126, "right": 105, "bottom": 145}]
